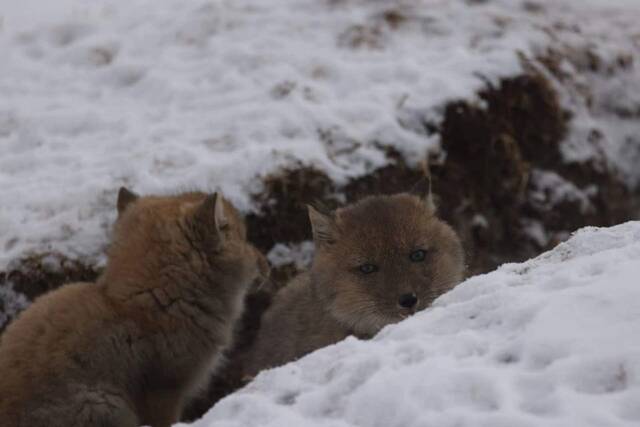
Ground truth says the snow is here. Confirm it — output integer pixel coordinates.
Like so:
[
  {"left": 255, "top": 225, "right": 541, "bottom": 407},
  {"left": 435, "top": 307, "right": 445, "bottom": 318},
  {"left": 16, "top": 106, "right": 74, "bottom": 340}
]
[
  {"left": 528, "top": 169, "right": 597, "bottom": 215},
  {"left": 181, "top": 221, "right": 640, "bottom": 427},
  {"left": 2, "top": 0, "right": 640, "bottom": 270},
  {"left": 267, "top": 241, "right": 315, "bottom": 270}
]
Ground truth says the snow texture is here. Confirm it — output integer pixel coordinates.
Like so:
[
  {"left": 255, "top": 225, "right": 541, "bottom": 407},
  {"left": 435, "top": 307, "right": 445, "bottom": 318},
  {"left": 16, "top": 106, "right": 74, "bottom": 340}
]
[
  {"left": 182, "top": 221, "right": 640, "bottom": 427},
  {"left": 2, "top": 0, "right": 640, "bottom": 270},
  {"left": 528, "top": 169, "right": 597, "bottom": 215},
  {"left": 267, "top": 241, "right": 315, "bottom": 270}
]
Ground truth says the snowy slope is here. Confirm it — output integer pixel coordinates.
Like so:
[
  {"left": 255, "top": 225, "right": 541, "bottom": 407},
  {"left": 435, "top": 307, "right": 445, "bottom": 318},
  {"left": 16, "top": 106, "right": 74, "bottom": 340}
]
[
  {"left": 182, "top": 221, "right": 640, "bottom": 427},
  {"left": 1, "top": 0, "right": 640, "bottom": 269}
]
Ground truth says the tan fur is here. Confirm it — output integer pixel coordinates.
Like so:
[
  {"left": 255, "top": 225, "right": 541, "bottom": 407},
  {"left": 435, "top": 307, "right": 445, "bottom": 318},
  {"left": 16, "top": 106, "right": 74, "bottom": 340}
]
[
  {"left": 245, "top": 192, "right": 464, "bottom": 376},
  {"left": 0, "top": 190, "right": 268, "bottom": 427}
]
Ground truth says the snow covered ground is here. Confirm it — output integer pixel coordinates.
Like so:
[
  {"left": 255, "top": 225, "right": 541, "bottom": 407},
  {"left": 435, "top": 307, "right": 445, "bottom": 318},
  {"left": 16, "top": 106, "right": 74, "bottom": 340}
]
[
  {"left": 180, "top": 221, "right": 640, "bottom": 427},
  {"left": 1, "top": 0, "right": 640, "bottom": 269}
]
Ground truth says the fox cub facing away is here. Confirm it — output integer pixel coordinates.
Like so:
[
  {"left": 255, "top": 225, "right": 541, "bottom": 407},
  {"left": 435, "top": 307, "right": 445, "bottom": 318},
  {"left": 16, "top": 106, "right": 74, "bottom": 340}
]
[
  {"left": 245, "top": 179, "right": 464, "bottom": 376},
  {"left": 0, "top": 189, "right": 268, "bottom": 427}
]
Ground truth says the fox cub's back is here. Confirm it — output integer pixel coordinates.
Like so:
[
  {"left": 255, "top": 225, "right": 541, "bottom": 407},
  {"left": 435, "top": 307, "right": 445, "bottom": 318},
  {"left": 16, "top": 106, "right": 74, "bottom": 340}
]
[{"left": 0, "top": 189, "right": 268, "bottom": 427}]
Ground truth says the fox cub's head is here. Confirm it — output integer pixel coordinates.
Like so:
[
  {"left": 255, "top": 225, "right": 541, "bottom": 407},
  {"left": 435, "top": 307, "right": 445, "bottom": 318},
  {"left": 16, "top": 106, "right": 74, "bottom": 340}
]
[
  {"left": 111, "top": 188, "right": 269, "bottom": 291},
  {"left": 308, "top": 179, "right": 464, "bottom": 336}
]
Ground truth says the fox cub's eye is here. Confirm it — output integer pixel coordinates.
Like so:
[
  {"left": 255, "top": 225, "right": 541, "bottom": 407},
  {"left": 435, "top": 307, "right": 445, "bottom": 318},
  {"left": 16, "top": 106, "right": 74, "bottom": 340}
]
[
  {"left": 359, "top": 263, "right": 378, "bottom": 274},
  {"left": 409, "top": 249, "right": 427, "bottom": 262}
]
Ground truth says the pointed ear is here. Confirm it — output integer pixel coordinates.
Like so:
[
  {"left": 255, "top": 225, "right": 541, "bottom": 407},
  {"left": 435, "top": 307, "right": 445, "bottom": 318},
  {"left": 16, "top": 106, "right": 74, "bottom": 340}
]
[
  {"left": 117, "top": 187, "right": 139, "bottom": 215},
  {"left": 410, "top": 174, "right": 436, "bottom": 212},
  {"left": 307, "top": 204, "right": 337, "bottom": 245},
  {"left": 193, "top": 193, "right": 227, "bottom": 250}
]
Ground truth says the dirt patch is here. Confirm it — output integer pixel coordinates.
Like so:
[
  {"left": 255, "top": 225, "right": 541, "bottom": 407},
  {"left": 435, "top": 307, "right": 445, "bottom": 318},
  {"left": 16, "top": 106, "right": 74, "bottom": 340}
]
[
  {"left": 5, "top": 254, "right": 101, "bottom": 301},
  {"left": 246, "top": 167, "right": 337, "bottom": 252},
  {"left": 434, "top": 72, "right": 567, "bottom": 273},
  {"left": 435, "top": 71, "right": 633, "bottom": 274}
]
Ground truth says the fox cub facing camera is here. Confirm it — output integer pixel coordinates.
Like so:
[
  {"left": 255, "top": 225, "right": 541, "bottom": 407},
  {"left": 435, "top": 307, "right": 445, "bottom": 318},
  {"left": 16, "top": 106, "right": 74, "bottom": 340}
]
[
  {"left": 0, "top": 189, "right": 268, "bottom": 427},
  {"left": 245, "top": 179, "right": 464, "bottom": 376}
]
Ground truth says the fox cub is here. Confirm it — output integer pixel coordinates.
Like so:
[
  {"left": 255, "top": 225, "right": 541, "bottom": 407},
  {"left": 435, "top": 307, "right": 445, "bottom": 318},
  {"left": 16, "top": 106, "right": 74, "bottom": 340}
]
[
  {"left": 245, "top": 180, "right": 464, "bottom": 376},
  {"left": 0, "top": 189, "right": 268, "bottom": 427}
]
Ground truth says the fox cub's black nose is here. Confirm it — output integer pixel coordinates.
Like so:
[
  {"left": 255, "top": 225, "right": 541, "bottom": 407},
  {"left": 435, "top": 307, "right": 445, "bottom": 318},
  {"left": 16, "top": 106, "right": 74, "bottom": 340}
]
[{"left": 398, "top": 293, "right": 418, "bottom": 308}]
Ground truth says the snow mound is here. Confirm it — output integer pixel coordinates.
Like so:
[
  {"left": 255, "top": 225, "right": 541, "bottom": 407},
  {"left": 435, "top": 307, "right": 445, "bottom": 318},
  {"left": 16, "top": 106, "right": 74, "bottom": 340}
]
[
  {"left": 184, "top": 221, "right": 640, "bottom": 427},
  {"left": 2, "top": 0, "right": 640, "bottom": 269}
]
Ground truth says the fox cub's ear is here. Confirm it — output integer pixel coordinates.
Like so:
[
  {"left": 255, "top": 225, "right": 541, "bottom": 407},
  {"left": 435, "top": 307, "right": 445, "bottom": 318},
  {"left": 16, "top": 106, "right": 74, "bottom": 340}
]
[
  {"left": 117, "top": 187, "right": 139, "bottom": 215},
  {"left": 307, "top": 204, "right": 337, "bottom": 245},
  {"left": 193, "top": 193, "right": 227, "bottom": 251},
  {"left": 410, "top": 173, "right": 436, "bottom": 213}
]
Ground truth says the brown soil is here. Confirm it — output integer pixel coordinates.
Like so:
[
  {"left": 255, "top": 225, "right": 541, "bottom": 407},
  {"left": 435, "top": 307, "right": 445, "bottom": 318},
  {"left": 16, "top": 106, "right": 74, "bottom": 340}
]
[{"left": 437, "top": 71, "right": 632, "bottom": 273}]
